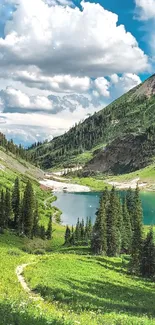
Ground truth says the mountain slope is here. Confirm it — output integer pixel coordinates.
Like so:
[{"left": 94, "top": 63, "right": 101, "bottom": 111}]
[
  {"left": 29, "top": 74, "right": 155, "bottom": 172},
  {"left": 0, "top": 146, "right": 45, "bottom": 191}
]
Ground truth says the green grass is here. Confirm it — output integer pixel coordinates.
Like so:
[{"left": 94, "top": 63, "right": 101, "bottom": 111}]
[
  {"left": 24, "top": 253, "right": 155, "bottom": 325},
  {"left": 1, "top": 226, "right": 155, "bottom": 325},
  {"left": 72, "top": 177, "right": 109, "bottom": 191}
]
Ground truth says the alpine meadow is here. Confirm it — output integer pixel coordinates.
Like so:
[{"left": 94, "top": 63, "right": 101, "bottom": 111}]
[{"left": 1, "top": 0, "right": 155, "bottom": 325}]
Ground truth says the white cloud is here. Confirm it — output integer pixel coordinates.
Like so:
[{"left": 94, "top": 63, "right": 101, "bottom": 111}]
[
  {"left": 0, "top": 0, "right": 148, "bottom": 81},
  {"left": 0, "top": 0, "right": 149, "bottom": 145},
  {"left": 94, "top": 77, "right": 110, "bottom": 97},
  {"left": 13, "top": 69, "right": 91, "bottom": 93},
  {"left": 135, "top": 0, "right": 155, "bottom": 20},
  {"left": 110, "top": 73, "right": 141, "bottom": 97},
  {"left": 0, "top": 87, "right": 53, "bottom": 112}
]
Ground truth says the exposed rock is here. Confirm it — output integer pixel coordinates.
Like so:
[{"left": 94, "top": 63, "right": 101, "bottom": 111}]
[{"left": 85, "top": 133, "right": 155, "bottom": 175}]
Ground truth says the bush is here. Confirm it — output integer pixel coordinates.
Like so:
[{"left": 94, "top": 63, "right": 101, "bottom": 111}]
[{"left": 33, "top": 249, "right": 46, "bottom": 255}]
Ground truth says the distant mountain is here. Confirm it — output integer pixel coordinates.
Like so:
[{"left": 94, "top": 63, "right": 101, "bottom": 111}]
[{"left": 29, "top": 74, "right": 155, "bottom": 174}]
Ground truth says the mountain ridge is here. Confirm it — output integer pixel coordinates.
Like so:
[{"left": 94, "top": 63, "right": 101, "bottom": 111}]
[{"left": 29, "top": 74, "right": 155, "bottom": 173}]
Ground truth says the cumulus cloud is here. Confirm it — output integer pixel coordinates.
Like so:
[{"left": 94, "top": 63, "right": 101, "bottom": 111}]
[
  {"left": 94, "top": 77, "right": 110, "bottom": 97},
  {"left": 110, "top": 73, "right": 141, "bottom": 94},
  {"left": 0, "top": 0, "right": 148, "bottom": 81},
  {"left": 0, "top": 0, "right": 149, "bottom": 145},
  {"left": 13, "top": 69, "right": 91, "bottom": 93},
  {"left": 0, "top": 87, "right": 53, "bottom": 112},
  {"left": 135, "top": 0, "right": 155, "bottom": 20}
]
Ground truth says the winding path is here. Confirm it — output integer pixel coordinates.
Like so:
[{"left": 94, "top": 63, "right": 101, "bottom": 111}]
[{"left": 16, "top": 263, "right": 43, "bottom": 301}]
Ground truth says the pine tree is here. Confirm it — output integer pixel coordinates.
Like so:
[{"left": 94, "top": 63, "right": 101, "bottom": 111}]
[
  {"left": 64, "top": 225, "right": 71, "bottom": 244},
  {"left": 4, "top": 189, "right": 12, "bottom": 228},
  {"left": 107, "top": 187, "right": 120, "bottom": 256},
  {"left": 140, "top": 227, "right": 155, "bottom": 278},
  {"left": 116, "top": 194, "right": 123, "bottom": 255},
  {"left": 80, "top": 219, "right": 85, "bottom": 241},
  {"left": 46, "top": 215, "right": 52, "bottom": 240},
  {"left": 12, "top": 177, "right": 20, "bottom": 228},
  {"left": 75, "top": 218, "right": 80, "bottom": 243},
  {"left": 130, "top": 185, "right": 143, "bottom": 274},
  {"left": 88, "top": 217, "right": 92, "bottom": 239},
  {"left": 32, "top": 200, "right": 39, "bottom": 238},
  {"left": 91, "top": 194, "right": 107, "bottom": 255},
  {"left": 122, "top": 197, "right": 132, "bottom": 253},
  {"left": 0, "top": 190, "right": 5, "bottom": 228},
  {"left": 102, "top": 187, "right": 110, "bottom": 208},
  {"left": 70, "top": 225, "right": 75, "bottom": 245},
  {"left": 40, "top": 225, "right": 46, "bottom": 240},
  {"left": 23, "top": 180, "right": 34, "bottom": 237},
  {"left": 126, "top": 187, "right": 135, "bottom": 230}
]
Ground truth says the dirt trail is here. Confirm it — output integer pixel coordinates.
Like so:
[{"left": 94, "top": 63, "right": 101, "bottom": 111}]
[{"left": 16, "top": 263, "right": 43, "bottom": 301}]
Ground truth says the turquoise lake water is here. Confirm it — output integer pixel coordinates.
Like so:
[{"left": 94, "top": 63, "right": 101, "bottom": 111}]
[{"left": 53, "top": 191, "right": 155, "bottom": 226}]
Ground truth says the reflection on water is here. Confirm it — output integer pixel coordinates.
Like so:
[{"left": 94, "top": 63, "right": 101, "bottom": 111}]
[{"left": 53, "top": 191, "right": 155, "bottom": 226}]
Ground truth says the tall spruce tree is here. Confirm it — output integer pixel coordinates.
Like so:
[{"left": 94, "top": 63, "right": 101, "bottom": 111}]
[
  {"left": 140, "top": 227, "right": 155, "bottom": 278},
  {"left": 32, "top": 200, "right": 39, "bottom": 237},
  {"left": 122, "top": 197, "right": 132, "bottom": 253},
  {"left": 12, "top": 177, "right": 20, "bottom": 228},
  {"left": 0, "top": 190, "right": 5, "bottom": 228},
  {"left": 107, "top": 187, "right": 120, "bottom": 256},
  {"left": 91, "top": 194, "right": 107, "bottom": 255},
  {"left": 23, "top": 180, "right": 34, "bottom": 237},
  {"left": 126, "top": 187, "right": 135, "bottom": 230},
  {"left": 4, "top": 189, "right": 12, "bottom": 228},
  {"left": 130, "top": 185, "right": 143, "bottom": 274},
  {"left": 75, "top": 218, "right": 80, "bottom": 242},
  {"left": 64, "top": 225, "right": 71, "bottom": 244},
  {"left": 46, "top": 215, "right": 52, "bottom": 240}
]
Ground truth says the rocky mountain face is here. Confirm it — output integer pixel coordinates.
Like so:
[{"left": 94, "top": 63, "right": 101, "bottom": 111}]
[{"left": 85, "top": 131, "right": 155, "bottom": 174}]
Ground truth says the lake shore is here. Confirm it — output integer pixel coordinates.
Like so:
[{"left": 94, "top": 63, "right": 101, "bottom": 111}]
[{"left": 40, "top": 178, "right": 90, "bottom": 193}]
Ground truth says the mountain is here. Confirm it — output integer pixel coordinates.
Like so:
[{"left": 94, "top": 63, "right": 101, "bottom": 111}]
[{"left": 29, "top": 74, "right": 155, "bottom": 174}]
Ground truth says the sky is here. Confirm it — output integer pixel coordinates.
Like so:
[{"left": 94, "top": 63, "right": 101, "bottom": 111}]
[{"left": 0, "top": 0, "right": 154, "bottom": 146}]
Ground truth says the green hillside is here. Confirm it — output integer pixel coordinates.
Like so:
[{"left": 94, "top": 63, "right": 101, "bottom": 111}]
[{"left": 29, "top": 74, "right": 155, "bottom": 171}]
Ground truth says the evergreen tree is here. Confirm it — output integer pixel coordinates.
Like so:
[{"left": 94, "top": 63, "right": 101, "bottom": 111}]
[
  {"left": 46, "top": 215, "right": 52, "bottom": 240},
  {"left": 40, "top": 225, "right": 46, "bottom": 240},
  {"left": 75, "top": 218, "right": 80, "bottom": 242},
  {"left": 91, "top": 194, "right": 107, "bottom": 255},
  {"left": 130, "top": 186, "right": 143, "bottom": 274},
  {"left": 12, "top": 177, "right": 20, "bottom": 228},
  {"left": 23, "top": 180, "right": 34, "bottom": 237},
  {"left": 126, "top": 187, "right": 135, "bottom": 230},
  {"left": 102, "top": 187, "right": 110, "bottom": 208},
  {"left": 140, "top": 227, "right": 155, "bottom": 278},
  {"left": 0, "top": 190, "right": 5, "bottom": 228},
  {"left": 116, "top": 194, "right": 123, "bottom": 255},
  {"left": 70, "top": 225, "right": 75, "bottom": 245},
  {"left": 80, "top": 219, "right": 85, "bottom": 241},
  {"left": 107, "top": 187, "right": 120, "bottom": 256},
  {"left": 4, "top": 189, "right": 12, "bottom": 228},
  {"left": 122, "top": 197, "right": 132, "bottom": 253},
  {"left": 64, "top": 225, "right": 71, "bottom": 244},
  {"left": 32, "top": 200, "right": 39, "bottom": 237}
]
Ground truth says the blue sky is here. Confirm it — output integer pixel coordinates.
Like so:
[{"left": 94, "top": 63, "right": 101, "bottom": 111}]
[{"left": 0, "top": 0, "right": 154, "bottom": 145}]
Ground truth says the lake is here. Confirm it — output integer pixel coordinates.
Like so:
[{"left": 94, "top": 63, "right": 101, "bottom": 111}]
[{"left": 53, "top": 191, "right": 155, "bottom": 226}]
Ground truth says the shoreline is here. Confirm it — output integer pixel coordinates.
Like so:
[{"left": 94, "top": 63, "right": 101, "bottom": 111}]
[{"left": 40, "top": 178, "right": 90, "bottom": 193}]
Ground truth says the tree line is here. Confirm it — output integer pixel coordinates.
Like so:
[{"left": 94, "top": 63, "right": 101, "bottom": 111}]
[
  {"left": 64, "top": 217, "right": 92, "bottom": 246},
  {"left": 65, "top": 186, "right": 155, "bottom": 279},
  {"left": 0, "top": 177, "right": 52, "bottom": 240},
  {"left": 0, "top": 132, "right": 31, "bottom": 161}
]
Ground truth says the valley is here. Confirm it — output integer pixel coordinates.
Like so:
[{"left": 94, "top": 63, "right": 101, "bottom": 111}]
[{"left": 1, "top": 76, "right": 155, "bottom": 325}]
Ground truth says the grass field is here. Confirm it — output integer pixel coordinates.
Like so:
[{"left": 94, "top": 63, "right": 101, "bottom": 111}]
[{"left": 0, "top": 228, "right": 155, "bottom": 325}]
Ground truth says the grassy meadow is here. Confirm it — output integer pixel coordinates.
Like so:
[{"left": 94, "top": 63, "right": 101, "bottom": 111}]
[{"left": 0, "top": 227, "right": 155, "bottom": 325}]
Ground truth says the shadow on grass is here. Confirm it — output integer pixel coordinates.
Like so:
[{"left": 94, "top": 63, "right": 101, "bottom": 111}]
[
  {"left": 34, "top": 276, "right": 155, "bottom": 318},
  {"left": 0, "top": 301, "right": 69, "bottom": 325}
]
